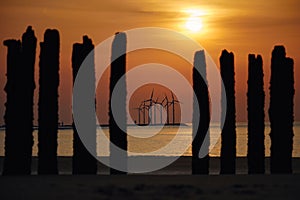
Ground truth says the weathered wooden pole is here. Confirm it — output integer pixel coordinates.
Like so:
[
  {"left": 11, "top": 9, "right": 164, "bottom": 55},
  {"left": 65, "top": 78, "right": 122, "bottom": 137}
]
[
  {"left": 192, "top": 50, "right": 210, "bottom": 174},
  {"left": 247, "top": 54, "right": 265, "bottom": 174},
  {"left": 220, "top": 50, "right": 236, "bottom": 174}
]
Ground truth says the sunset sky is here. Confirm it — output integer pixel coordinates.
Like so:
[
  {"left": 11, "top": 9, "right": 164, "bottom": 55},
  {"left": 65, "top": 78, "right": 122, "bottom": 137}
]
[{"left": 0, "top": 0, "right": 299, "bottom": 125}]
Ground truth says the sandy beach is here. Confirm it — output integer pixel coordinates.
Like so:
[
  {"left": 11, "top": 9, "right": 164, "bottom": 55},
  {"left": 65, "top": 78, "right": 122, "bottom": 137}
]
[
  {"left": 1, "top": 157, "right": 300, "bottom": 199},
  {"left": 1, "top": 156, "right": 300, "bottom": 175},
  {"left": 0, "top": 174, "right": 299, "bottom": 199}
]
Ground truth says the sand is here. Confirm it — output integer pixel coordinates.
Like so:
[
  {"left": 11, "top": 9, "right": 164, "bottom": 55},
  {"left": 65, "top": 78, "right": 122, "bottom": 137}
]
[
  {"left": 1, "top": 157, "right": 300, "bottom": 199},
  {"left": 1, "top": 156, "right": 300, "bottom": 175},
  {"left": 0, "top": 175, "right": 300, "bottom": 199}
]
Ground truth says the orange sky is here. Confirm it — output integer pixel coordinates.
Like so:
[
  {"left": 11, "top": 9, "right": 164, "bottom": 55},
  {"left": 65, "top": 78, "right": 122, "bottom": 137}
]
[{"left": 0, "top": 0, "right": 299, "bottom": 124}]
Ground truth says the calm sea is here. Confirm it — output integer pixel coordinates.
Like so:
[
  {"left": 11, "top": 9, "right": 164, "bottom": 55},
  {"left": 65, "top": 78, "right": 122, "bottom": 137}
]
[{"left": 0, "top": 123, "right": 299, "bottom": 157}]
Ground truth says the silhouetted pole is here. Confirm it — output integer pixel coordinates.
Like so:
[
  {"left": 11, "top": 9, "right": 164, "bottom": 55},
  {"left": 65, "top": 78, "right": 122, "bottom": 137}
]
[
  {"left": 21, "top": 26, "right": 37, "bottom": 175},
  {"left": 38, "top": 29, "right": 60, "bottom": 174},
  {"left": 269, "top": 46, "right": 294, "bottom": 173},
  {"left": 109, "top": 32, "right": 128, "bottom": 174},
  {"left": 247, "top": 54, "right": 265, "bottom": 174},
  {"left": 3, "top": 26, "right": 37, "bottom": 175},
  {"left": 192, "top": 50, "right": 210, "bottom": 174},
  {"left": 3, "top": 40, "right": 22, "bottom": 175},
  {"left": 72, "top": 36, "right": 97, "bottom": 174},
  {"left": 220, "top": 50, "right": 236, "bottom": 174}
]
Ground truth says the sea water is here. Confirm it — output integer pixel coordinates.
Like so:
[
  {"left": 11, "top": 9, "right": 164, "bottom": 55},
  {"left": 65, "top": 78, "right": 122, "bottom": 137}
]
[{"left": 0, "top": 123, "right": 299, "bottom": 157}]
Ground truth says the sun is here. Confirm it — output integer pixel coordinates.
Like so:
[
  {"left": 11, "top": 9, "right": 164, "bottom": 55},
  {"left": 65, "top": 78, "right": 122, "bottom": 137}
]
[
  {"left": 183, "top": 9, "right": 205, "bottom": 33},
  {"left": 185, "top": 16, "right": 203, "bottom": 32}
]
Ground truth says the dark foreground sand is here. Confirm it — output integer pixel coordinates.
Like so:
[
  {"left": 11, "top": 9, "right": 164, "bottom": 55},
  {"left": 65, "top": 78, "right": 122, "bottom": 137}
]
[
  {"left": 0, "top": 175, "right": 299, "bottom": 200},
  {"left": 0, "top": 157, "right": 300, "bottom": 199},
  {"left": 1, "top": 156, "right": 300, "bottom": 174}
]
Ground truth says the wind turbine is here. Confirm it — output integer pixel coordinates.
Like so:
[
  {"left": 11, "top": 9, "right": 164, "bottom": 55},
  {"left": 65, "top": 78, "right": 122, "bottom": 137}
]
[
  {"left": 155, "top": 96, "right": 166, "bottom": 125},
  {"left": 170, "top": 92, "right": 181, "bottom": 125},
  {"left": 133, "top": 105, "right": 143, "bottom": 125},
  {"left": 143, "top": 89, "right": 154, "bottom": 125},
  {"left": 152, "top": 96, "right": 160, "bottom": 125},
  {"left": 140, "top": 101, "right": 148, "bottom": 125},
  {"left": 162, "top": 94, "right": 171, "bottom": 125}
]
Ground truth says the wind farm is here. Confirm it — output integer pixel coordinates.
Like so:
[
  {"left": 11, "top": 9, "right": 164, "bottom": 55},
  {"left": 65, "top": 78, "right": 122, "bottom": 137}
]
[{"left": 133, "top": 89, "right": 182, "bottom": 126}]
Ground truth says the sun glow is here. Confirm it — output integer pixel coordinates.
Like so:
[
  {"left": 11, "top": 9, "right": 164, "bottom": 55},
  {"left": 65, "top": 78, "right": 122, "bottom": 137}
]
[
  {"left": 185, "top": 17, "right": 203, "bottom": 32},
  {"left": 183, "top": 9, "right": 205, "bottom": 33}
]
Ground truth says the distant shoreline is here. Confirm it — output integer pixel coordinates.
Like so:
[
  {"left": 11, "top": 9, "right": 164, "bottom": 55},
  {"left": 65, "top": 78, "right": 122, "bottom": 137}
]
[
  {"left": 1, "top": 121, "right": 300, "bottom": 130},
  {"left": 0, "top": 123, "right": 190, "bottom": 130}
]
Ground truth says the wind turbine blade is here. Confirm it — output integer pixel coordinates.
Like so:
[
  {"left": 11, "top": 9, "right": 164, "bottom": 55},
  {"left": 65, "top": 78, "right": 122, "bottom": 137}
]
[
  {"left": 161, "top": 97, "right": 166, "bottom": 105},
  {"left": 164, "top": 93, "right": 168, "bottom": 102},
  {"left": 174, "top": 100, "right": 181, "bottom": 103},
  {"left": 150, "top": 88, "right": 154, "bottom": 100}
]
